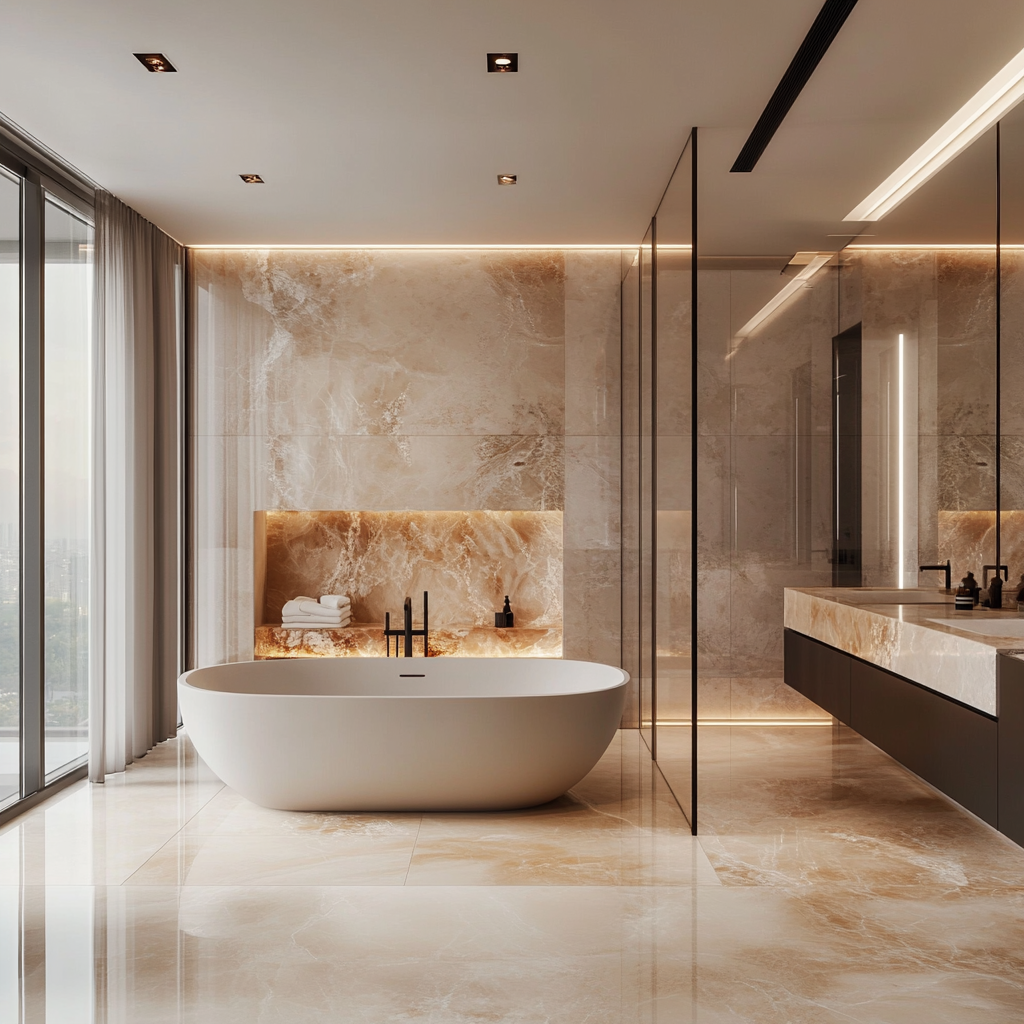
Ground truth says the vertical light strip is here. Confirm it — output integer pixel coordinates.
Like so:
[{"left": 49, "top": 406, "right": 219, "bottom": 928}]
[{"left": 898, "top": 333, "right": 905, "bottom": 588}]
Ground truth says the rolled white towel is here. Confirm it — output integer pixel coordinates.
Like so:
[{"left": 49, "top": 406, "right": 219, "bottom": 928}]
[
  {"left": 319, "top": 594, "right": 351, "bottom": 610},
  {"left": 282, "top": 598, "right": 344, "bottom": 620}
]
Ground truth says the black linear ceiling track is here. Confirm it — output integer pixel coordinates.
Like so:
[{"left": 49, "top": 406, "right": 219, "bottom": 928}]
[{"left": 731, "top": 0, "right": 860, "bottom": 173}]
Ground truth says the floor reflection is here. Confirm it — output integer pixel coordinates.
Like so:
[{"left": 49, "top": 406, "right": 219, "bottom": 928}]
[{"left": 1, "top": 725, "right": 1022, "bottom": 1021}]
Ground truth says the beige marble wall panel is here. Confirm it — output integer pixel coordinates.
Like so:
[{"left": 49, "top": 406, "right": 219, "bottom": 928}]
[
  {"left": 262, "top": 509, "right": 562, "bottom": 628},
  {"left": 194, "top": 249, "right": 566, "bottom": 438},
  {"left": 728, "top": 269, "right": 836, "bottom": 438},
  {"left": 696, "top": 270, "right": 731, "bottom": 436},
  {"left": 259, "top": 433, "right": 564, "bottom": 512},
  {"left": 562, "top": 250, "right": 622, "bottom": 669},
  {"left": 936, "top": 251, "right": 996, "bottom": 438},
  {"left": 1000, "top": 251, "right": 1024, "bottom": 436},
  {"left": 564, "top": 251, "right": 621, "bottom": 436},
  {"left": 193, "top": 248, "right": 621, "bottom": 693}
]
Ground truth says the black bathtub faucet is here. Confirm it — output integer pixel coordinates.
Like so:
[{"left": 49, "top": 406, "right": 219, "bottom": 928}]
[{"left": 384, "top": 591, "right": 429, "bottom": 657}]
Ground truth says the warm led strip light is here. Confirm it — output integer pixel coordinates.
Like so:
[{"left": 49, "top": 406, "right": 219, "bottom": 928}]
[
  {"left": 846, "top": 44, "right": 1024, "bottom": 222},
  {"left": 897, "top": 333, "right": 905, "bottom": 589},
  {"left": 733, "top": 254, "right": 831, "bottom": 339},
  {"left": 187, "top": 243, "right": 640, "bottom": 250}
]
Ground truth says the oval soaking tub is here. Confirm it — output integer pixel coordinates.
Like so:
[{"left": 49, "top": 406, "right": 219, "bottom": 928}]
[{"left": 178, "top": 658, "right": 628, "bottom": 811}]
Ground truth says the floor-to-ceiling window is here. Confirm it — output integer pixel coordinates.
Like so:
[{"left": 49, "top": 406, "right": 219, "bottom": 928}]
[
  {"left": 42, "top": 199, "right": 92, "bottom": 780},
  {"left": 0, "top": 168, "right": 19, "bottom": 807},
  {"left": 0, "top": 146, "right": 93, "bottom": 816}
]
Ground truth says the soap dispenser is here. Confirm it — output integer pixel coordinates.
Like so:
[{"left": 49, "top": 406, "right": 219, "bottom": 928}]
[{"left": 494, "top": 596, "right": 514, "bottom": 628}]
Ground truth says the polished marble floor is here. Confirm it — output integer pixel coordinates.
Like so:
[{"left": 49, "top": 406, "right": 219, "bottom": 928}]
[{"left": 1, "top": 724, "right": 1022, "bottom": 1022}]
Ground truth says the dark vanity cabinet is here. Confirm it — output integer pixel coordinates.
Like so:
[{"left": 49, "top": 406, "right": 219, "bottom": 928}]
[{"left": 784, "top": 629, "right": 1021, "bottom": 840}]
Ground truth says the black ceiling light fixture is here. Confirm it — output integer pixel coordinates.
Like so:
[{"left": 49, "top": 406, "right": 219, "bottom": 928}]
[
  {"left": 134, "top": 52, "right": 177, "bottom": 73},
  {"left": 497, "top": 174, "right": 517, "bottom": 185},
  {"left": 730, "top": 0, "right": 859, "bottom": 172},
  {"left": 487, "top": 53, "right": 518, "bottom": 73},
  {"left": 239, "top": 174, "right": 265, "bottom": 184}
]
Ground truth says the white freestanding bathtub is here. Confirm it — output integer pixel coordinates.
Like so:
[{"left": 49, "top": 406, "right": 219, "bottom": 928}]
[{"left": 177, "top": 658, "right": 628, "bottom": 811}]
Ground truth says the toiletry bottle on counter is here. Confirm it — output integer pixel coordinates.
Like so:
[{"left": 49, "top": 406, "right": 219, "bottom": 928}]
[{"left": 494, "top": 596, "right": 515, "bottom": 628}]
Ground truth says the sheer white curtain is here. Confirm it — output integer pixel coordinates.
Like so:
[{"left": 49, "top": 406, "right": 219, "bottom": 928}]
[{"left": 90, "top": 191, "right": 182, "bottom": 781}]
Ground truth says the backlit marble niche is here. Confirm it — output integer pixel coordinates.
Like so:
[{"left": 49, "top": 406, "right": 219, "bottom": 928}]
[{"left": 254, "top": 509, "right": 563, "bottom": 658}]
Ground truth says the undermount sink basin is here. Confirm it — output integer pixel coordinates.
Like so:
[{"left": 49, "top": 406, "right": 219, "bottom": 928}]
[
  {"left": 927, "top": 617, "right": 1024, "bottom": 639},
  {"left": 838, "top": 589, "right": 953, "bottom": 605}
]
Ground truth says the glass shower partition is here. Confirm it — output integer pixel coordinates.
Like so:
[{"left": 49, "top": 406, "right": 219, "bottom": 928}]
[{"left": 652, "top": 134, "right": 696, "bottom": 826}]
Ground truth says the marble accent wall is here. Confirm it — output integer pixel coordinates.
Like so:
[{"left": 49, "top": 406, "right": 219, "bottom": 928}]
[
  {"left": 191, "top": 250, "right": 621, "bottom": 680},
  {"left": 259, "top": 509, "right": 562, "bottom": 628}
]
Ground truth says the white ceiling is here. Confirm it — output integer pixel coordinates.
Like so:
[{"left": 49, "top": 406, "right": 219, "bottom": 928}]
[{"left": 2, "top": 0, "right": 1024, "bottom": 249}]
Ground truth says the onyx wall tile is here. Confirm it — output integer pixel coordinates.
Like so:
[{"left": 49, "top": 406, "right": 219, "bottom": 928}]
[{"left": 262, "top": 510, "right": 563, "bottom": 628}]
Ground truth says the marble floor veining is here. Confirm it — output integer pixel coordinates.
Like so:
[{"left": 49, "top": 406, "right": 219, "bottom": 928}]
[{"left": 1, "top": 725, "right": 1023, "bottom": 1021}]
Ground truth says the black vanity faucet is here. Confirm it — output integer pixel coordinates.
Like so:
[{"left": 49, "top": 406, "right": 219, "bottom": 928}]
[
  {"left": 983, "top": 564, "right": 1010, "bottom": 587},
  {"left": 919, "top": 559, "right": 951, "bottom": 591}
]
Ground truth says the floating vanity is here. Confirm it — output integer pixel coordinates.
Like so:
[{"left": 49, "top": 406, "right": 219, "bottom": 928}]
[{"left": 784, "top": 587, "right": 1024, "bottom": 847}]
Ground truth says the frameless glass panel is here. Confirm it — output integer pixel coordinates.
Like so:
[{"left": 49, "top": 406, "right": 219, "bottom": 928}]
[
  {"left": 639, "top": 224, "right": 654, "bottom": 754},
  {"left": 0, "top": 170, "right": 20, "bottom": 806},
  {"left": 653, "top": 136, "right": 694, "bottom": 825},
  {"left": 43, "top": 199, "right": 92, "bottom": 779},
  {"left": 621, "top": 250, "right": 641, "bottom": 729}
]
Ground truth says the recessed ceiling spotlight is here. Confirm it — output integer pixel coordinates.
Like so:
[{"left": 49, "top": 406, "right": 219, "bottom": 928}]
[
  {"left": 134, "top": 53, "right": 176, "bottom": 73},
  {"left": 487, "top": 53, "right": 518, "bottom": 73},
  {"left": 239, "top": 174, "right": 265, "bottom": 184},
  {"left": 497, "top": 174, "right": 517, "bottom": 185}
]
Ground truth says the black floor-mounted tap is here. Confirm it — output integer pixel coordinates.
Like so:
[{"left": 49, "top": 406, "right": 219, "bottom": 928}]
[
  {"left": 919, "top": 559, "right": 951, "bottom": 590},
  {"left": 384, "top": 591, "right": 429, "bottom": 657}
]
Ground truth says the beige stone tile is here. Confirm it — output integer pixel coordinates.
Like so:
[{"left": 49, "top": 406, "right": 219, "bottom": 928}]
[
  {"left": 699, "top": 829, "right": 1024, "bottom": 896},
  {"left": 0, "top": 737, "right": 223, "bottom": 885},
  {"left": 180, "top": 787, "right": 422, "bottom": 838},
  {"left": 125, "top": 832, "right": 418, "bottom": 886},
  {"left": 406, "top": 820, "right": 717, "bottom": 886}
]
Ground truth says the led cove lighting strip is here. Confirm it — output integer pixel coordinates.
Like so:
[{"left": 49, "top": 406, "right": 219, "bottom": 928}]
[
  {"left": 846, "top": 44, "right": 1024, "bottom": 222},
  {"left": 187, "top": 243, "right": 640, "bottom": 251},
  {"left": 733, "top": 254, "right": 831, "bottom": 339},
  {"left": 898, "top": 333, "right": 905, "bottom": 589}
]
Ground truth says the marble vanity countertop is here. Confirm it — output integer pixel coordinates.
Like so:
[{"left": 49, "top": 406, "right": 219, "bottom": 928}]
[{"left": 784, "top": 588, "right": 1024, "bottom": 716}]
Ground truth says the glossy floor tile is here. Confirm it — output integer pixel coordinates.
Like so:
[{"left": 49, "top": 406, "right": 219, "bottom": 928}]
[{"left": 1, "top": 725, "right": 1023, "bottom": 1021}]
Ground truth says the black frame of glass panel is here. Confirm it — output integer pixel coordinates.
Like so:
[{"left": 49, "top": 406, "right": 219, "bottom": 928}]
[
  {"left": 0, "top": 134, "right": 94, "bottom": 825},
  {"left": 630, "top": 128, "right": 699, "bottom": 834}
]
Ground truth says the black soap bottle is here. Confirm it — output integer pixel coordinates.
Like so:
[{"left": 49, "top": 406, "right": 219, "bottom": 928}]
[{"left": 503, "top": 595, "right": 514, "bottom": 628}]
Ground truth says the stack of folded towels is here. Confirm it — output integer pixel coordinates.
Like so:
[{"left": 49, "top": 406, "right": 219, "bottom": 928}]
[{"left": 281, "top": 595, "right": 351, "bottom": 628}]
